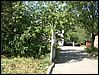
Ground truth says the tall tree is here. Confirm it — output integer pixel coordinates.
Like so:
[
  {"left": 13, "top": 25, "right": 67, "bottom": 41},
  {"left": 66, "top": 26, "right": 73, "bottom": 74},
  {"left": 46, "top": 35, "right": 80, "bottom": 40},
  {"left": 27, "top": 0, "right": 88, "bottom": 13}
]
[{"left": 74, "top": 1, "right": 98, "bottom": 47}]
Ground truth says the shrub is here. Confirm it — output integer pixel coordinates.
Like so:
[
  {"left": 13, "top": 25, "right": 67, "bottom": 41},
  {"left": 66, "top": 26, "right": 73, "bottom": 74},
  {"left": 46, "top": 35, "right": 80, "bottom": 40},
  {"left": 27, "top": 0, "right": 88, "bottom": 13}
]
[
  {"left": 2, "top": 27, "right": 50, "bottom": 58},
  {"left": 84, "top": 46, "right": 98, "bottom": 56}
]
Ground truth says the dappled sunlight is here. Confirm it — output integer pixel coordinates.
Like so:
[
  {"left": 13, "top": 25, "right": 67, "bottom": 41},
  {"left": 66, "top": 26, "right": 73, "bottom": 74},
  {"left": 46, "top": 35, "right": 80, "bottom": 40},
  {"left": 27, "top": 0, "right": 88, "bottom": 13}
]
[
  {"left": 55, "top": 48, "right": 92, "bottom": 64},
  {"left": 52, "top": 47, "right": 98, "bottom": 74}
]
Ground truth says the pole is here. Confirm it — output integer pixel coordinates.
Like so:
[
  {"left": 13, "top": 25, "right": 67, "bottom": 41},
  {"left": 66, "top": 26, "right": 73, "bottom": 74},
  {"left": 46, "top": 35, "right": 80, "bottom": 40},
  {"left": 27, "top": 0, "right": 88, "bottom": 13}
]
[{"left": 50, "top": 28, "right": 54, "bottom": 62}]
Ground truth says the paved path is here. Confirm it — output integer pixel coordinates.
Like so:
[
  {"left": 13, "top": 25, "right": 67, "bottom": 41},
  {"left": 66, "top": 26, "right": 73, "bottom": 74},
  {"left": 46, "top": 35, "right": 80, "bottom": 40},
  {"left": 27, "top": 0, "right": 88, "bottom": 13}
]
[{"left": 52, "top": 46, "right": 98, "bottom": 74}]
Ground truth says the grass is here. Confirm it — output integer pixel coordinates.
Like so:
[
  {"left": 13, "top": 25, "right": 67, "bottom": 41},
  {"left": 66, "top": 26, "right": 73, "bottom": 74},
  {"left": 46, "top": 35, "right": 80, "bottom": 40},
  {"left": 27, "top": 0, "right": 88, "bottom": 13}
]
[{"left": 1, "top": 53, "right": 51, "bottom": 74}]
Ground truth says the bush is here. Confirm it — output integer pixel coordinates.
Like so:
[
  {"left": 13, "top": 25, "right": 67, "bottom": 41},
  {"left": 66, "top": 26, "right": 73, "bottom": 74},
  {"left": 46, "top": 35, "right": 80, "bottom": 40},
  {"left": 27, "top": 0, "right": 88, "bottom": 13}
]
[
  {"left": 2, "top": 27, "right": 50, "bottom": 58},
  {"left": 84, "top": 46, "right": 98, "bottom": 56}
]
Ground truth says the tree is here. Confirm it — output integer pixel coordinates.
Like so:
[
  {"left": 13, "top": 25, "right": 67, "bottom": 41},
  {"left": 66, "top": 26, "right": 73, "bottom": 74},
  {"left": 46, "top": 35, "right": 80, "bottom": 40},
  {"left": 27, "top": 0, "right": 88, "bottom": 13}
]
[
  {"left": 1, "top": 1, "right": 26, "bottom": 56},
  {"left": 74, "top": 1, "right": 98, "bottom": 47},
  {"left": 1, "top": 1, "right": 51, "bottom": 57},
  {"left": 2, "top": 1, "right": 97, "bottom": 57}
]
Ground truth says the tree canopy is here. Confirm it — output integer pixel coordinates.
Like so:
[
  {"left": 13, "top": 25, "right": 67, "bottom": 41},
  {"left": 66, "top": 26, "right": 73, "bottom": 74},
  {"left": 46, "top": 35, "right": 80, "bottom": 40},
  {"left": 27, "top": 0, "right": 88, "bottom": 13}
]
[{"left": 1, "top": 1, "right": 98, "bottom": 57}]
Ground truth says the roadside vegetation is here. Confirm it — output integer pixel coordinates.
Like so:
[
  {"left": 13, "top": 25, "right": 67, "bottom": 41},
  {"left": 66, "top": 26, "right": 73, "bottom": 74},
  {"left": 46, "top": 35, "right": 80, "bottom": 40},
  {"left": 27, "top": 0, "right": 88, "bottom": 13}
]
[
  {"left": 1, "top": 1, "right": 98, "bottom": 74},
  {"left": 84, "top": 46, "right": 98, "bottom": 58},
  {"left": 1, "top": 53, "right": 51, "bottom": 74}
]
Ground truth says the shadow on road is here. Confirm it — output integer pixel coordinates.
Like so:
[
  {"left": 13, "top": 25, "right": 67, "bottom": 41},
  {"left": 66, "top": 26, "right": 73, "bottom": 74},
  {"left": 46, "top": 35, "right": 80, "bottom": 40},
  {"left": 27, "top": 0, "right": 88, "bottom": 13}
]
[{"left": 55, "top": 49, "right": 92, "bottom": 64}]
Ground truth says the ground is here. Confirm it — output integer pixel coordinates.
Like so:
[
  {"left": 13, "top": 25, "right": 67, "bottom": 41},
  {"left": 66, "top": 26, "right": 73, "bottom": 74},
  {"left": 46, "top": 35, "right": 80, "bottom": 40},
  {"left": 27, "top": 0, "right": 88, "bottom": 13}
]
[{"left": 52, "top": 46, "right": 98, "bottom": 74}]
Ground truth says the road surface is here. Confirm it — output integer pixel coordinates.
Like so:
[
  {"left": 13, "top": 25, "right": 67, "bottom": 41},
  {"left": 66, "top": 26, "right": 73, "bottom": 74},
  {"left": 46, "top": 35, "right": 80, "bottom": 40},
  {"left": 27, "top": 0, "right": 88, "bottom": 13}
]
[{"left": 52, "top": 46, "right": 98, "bottom": 74}]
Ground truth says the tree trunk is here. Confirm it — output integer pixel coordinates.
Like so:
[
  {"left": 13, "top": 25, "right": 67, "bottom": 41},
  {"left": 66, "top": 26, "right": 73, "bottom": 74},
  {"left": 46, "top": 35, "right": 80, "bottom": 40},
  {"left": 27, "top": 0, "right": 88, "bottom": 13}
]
[{"left": 91, "top": 32, "right": 95, "bottom": 47}]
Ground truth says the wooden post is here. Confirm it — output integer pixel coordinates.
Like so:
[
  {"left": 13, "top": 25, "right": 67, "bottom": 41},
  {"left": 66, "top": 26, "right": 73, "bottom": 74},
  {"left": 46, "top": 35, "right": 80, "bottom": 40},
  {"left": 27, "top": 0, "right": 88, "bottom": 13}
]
[{"left": 50, "top": 28, "right": 55, "bottom": 62}]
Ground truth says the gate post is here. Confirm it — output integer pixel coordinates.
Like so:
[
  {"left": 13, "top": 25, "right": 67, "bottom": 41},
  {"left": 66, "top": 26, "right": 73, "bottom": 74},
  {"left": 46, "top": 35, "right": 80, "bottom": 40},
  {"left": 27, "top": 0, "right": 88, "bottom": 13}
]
[{"left": 50, "top": 28, "right": 56, "bottom": 62}]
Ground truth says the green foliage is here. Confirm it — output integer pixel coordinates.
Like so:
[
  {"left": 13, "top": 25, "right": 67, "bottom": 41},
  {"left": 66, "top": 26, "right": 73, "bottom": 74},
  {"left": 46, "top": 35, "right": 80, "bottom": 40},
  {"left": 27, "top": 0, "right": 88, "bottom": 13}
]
[
  {"left": 1, "top": 1, "right": 98, "bottom": 58},
  {"left": 74, "top": 1, "right": 98, "bottom": 46},
  {"left": 84, "top": 46, "right": 98, "bottom": 56},
  {"left": 64, "top": 27, "right": 89, "bottom": 45},
  {"left": 1, "top": 1, "right": 50, "bottom": 58}
]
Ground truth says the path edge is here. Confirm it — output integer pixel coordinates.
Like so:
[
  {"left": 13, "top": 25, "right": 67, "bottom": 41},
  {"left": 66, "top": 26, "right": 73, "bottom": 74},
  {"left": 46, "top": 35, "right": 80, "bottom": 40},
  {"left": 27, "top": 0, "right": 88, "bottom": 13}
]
[{"left": 46, "top": 62, "right": 55, "bottom": 74}]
